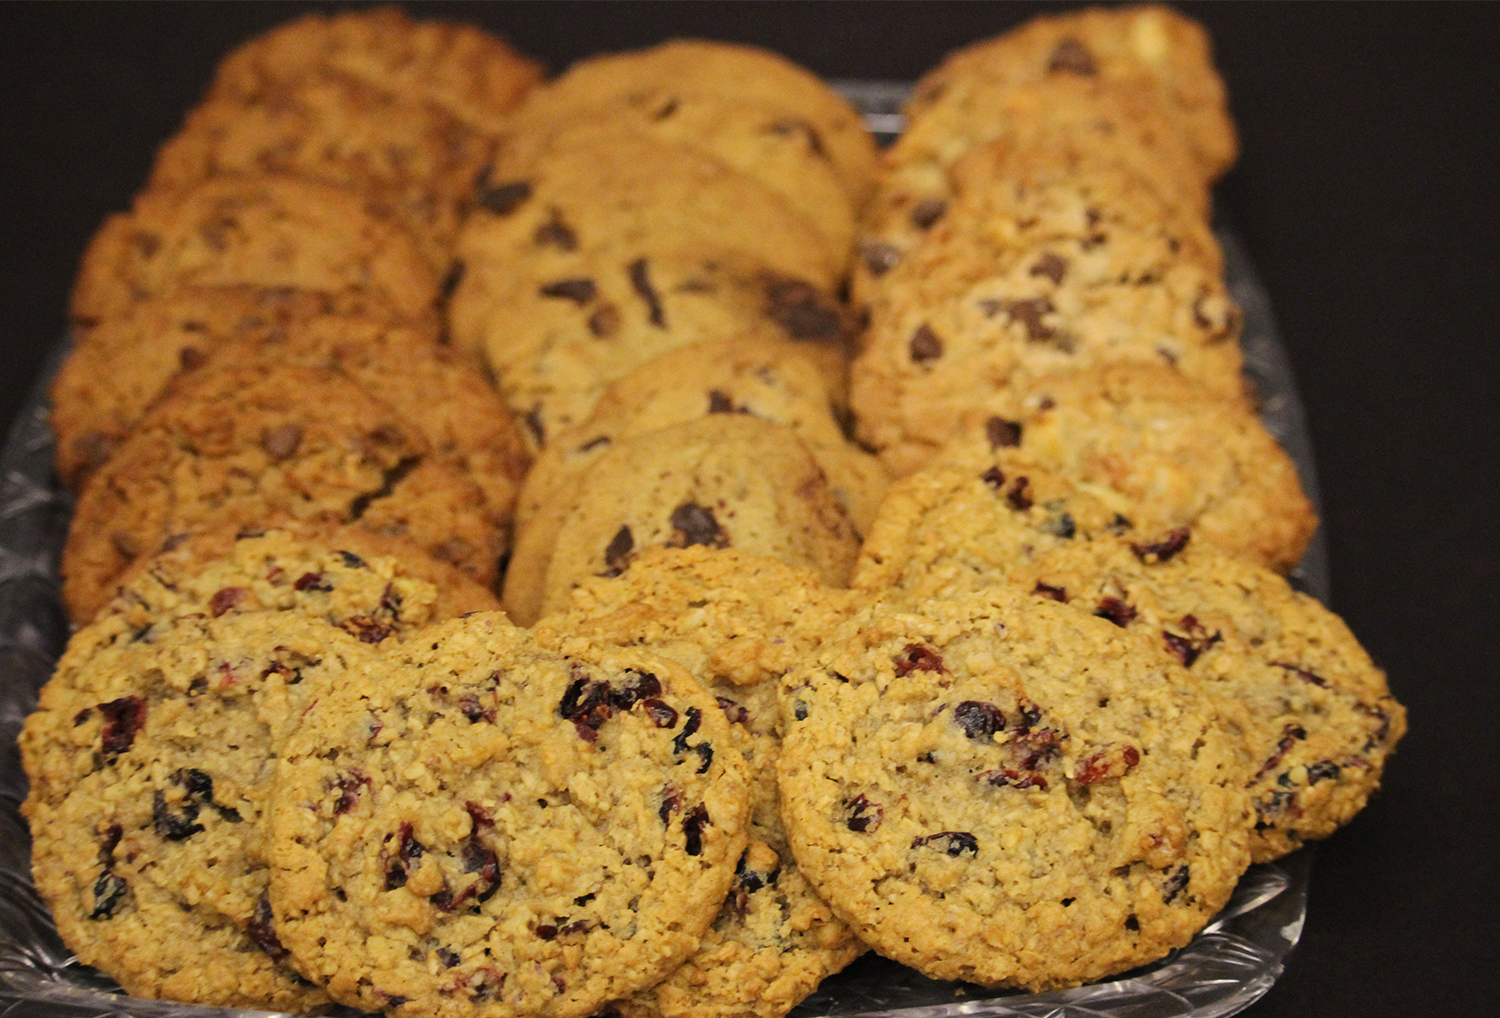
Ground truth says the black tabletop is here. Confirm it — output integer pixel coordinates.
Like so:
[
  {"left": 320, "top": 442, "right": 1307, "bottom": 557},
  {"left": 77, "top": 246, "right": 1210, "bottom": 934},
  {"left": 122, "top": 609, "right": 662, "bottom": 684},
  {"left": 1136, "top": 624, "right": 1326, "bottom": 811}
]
[{"left": 2, "top": 3, "right": 1497, "bottom": 1016}]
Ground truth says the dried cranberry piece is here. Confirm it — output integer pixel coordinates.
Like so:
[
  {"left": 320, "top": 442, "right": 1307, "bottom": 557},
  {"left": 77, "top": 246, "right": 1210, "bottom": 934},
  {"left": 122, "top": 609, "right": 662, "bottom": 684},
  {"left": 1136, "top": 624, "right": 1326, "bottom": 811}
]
[
  {"left": 641, "top": 698, "right": 679, "bottom": 728},
  {"left": 1161, "top": 865, "right": 1191, "bottom": 904},
  {"left": 1306, "top": 761, "right": 1341, "bottom": 785},
  {"left": 986, "top": 416, "right": 1023, "bottom": 449},
  {"left": 953, "top": 701, "right": 1005, "bottom": 740},
  {"left": 909, "top": 197, "right": 947, "bottom": 230},
  {"left": 1162, "top": 615, "right": 1221, "bottom": 667},
  {"left": 1131, "top": 528, "right": 1191, "bottom": 563},
  {"left": 338, "top": 615, "right": 397, "bottom": 644},
  {"left": 89, "top": 870, "right": 128, "bottom": 920},
  {"left": 539, "top": 278, "right": 597, "bottom": 304},
  {"left": 437, "top": 948, "right": 462, "bottom": 968},
  {"left": 465, "top": 801, "right": 495, "bottom": 828},
  {"left": 894, "top": 643, "right": 946, "bottom": 676},
  {"left": 1012, "top": 726, "right": 1064, "bottom": 770},
  {"left": 683, "top": 803, "right": 711, "bottom": 856},
  {"left": 844, "top": 794, "right": 882, "bottom": 833},
  {"left": 1048, "top": 38, "right": 1098, "bottom": 75},
  {"left": 611, "top": 671, "right": 662, "bottom": 710},
  {"left": 98, "top": 696, "right": 146, "bottom": 757},
  {"left": 982, "top": 769, "right": 1049, "bottom": 791},
  {"left": 293, "top": 572, "right": 331, "bottom": 592},
  {"left": 247, "top": 894, "right": 289, "bottom": 960},
  {"left": 1033, "top": 581, "right": 1068, "bottom": 602},
  {"left": 458, "top": 692, "right": 495, "bottom": 724},
  {"left": 535, "top": 213, "right": 578, "bottom": 251},
  {"left": 1030, "top": 252, "right": 1069, "bottom": 285},
  {"left": 602, "top": 525, "right": 634, "bottom": 576},
  {"left": 860, "top": 241, "right": 902, "bottom": 277},
  {"left": 628, "top": 258, "right": 666, "bottom": 328},
  {"left": 716, "top": 696, "right": 750, "bottom": 725},
  {"left": 261, "top": 425, "right": 302, "bottom": 461},
  {"left": 152, "top": 768, "right": 219, "bottom": 840},
  {"left": 1271, "top": 662, "right": 1331, "bottom": 688},
  {"left": 476, "top": 179, "right": 531, "bottom": 215},
  {"left": 707, "top": 389, "right": 744, "bottom": 414},
  {"left": 911, "top": 831, "right": 979, "bottom": 857},
  {"left": 671, "top": 707, "right": 702, "bottom": 754},
  {"left": 982, "top": 465, "right": 1006, "bottom": 489},
  {"left": 668, "top": 502, "right": 726, "bottom": 548},
  {"left": 588, "top": 302, "right": 622, "bottom": 337},
  {"left": 1005, "top": 476, "right": 1034, "bottom": 511},
  {"left": 524, "top": 406, "right": 545, "bottom": 446},
  {"left": 1015, "top": 701, "right": 1044, "bottom": 731},
  {"left": 909, "top": 324, "right": 943, "bottom": 363},
  {"left": 337, "top": 550, "right": 367, "bottom": 569},
  {"left": 99, "top": 824, "right": 123, "bottom": 864},
  {"left": 332, "top": 771, "right": 371, "bottom": 815},
  {"left": 1253, "top": 723, "right": 1309, "bottom": 782},
  {"left": 1074, "top": 745, "right": 1140, "bottom": 784},
  {"left": 209, "top": 586, "right": 246, "bottom": 617},
  {"left": 1095, "top": 596, "right": 1138, "bottom": 627},
  {"left": 659, "top": 785, "right": 684, "bottom": 825}
]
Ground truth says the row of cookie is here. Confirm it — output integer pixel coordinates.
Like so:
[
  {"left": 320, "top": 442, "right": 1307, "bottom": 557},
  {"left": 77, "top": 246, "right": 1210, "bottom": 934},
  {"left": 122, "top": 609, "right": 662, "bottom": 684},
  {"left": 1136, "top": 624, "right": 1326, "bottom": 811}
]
[
  {"left": 845, "top": 4, "right": 1318, "bottom": 573},
  {"left": 50, "top": 8, "right": 544, "bottom": 622}
]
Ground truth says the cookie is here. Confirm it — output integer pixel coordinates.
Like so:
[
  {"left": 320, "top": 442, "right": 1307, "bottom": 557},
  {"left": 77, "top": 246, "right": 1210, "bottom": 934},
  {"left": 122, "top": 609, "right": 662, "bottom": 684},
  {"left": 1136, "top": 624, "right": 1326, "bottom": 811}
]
[
  {"left": 51, "top": 285, "right": 432, "bottom": 489},
  {"left": 107, "top": 524, "right": 501, "bottom": 634},
  {"left": 776, "top": 588, "right": 1254, "bottom": 990},
  {"left": 61, "top": 363, "right": 502, "bottom": 623},
  {"left": 148, "top": 67, "right": 496, "bottom": 270},
  {"left": 525, "top": 39, "right": 877, "bottom": 208},
  {"left": 264, "top": 612, "right": 752, "bottom": 1018},
  {"left": 851, "top": 143, "right": 1244, "bottom": 477},
  {"left": 451, "top": 243, "right": 854, "bottom": 451},
  {"left": 20, "top": 608, "right": 374, "bottom": 1010},
  {"left": 70, "top": 173, "right": 442, "bottom": 326},
  {"left": 549, "top": 547, "right": 866, "bottom": 1018},
  {"left": 1006, "top": 536, "right": 1406, "bottom": 862},
  {"left": 503, "top": 416, "right": 862, "bottom": 626},
  {"left": 499, "top": 94, "right": 857, "bottom": 273},
  {"left": 933, "top": 364, "right": 1319, "bottom": 572},
  {"left": 206, "top": 6, "right": 542, "bottom": 136},
  {"left": 516, "top": 338, "right": 886, "bottom": 540}
]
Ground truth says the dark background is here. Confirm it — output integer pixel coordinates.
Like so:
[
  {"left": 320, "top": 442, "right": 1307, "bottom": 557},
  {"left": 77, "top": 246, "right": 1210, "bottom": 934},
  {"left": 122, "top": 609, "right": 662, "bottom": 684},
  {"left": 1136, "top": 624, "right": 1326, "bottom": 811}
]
[{"left": 1, "top": 2, "right": 1496, "bottom": 1014}]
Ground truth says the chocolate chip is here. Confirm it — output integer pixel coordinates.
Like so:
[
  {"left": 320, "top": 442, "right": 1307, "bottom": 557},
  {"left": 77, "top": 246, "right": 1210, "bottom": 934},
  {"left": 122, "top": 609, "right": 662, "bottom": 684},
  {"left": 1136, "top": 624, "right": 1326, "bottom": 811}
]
[
  {"left": 98, "top": 696, "right": 146, "bottom": 757},
  {"left": 1094, "top": 596, "right": 1137, "bottom": 628},
  {"left": 860, "top": 241, "right": 902, "bottom": 277},
  {"left": 981, "top": 465, "right": 1006, "bottom": 489},
  {"left": 708, "top": 389, "right": 742, "bottom": 414},
  {"left": 440, "top": 259, "right": 465, "bottom": 299},
  {"left": 1033, "top": 581, "right": 1068, "bottom": 602},
  {"left": 909, "top": 197, "right": 947, "bottom": 230},
  {"left": 89, "top": 871, "right": 127, "bottom": 920},
  {"left": 982, "top": 296, "right": 1059, "bottom": 343},
  {"left": 628, "top": 258, "right": 666, "bottom": 328},
  {"left": 539, "top": 278, "right": 597, "bottom": 304},
  {"left": 1131, "top": 527, "right": 1191, "bottom": 563},
  {"left": 912, "top": 831, "right": 979, "bottom": 857},
  {"left": 894, "top": 643, "right": 946, "bottom": 676},
  {"left": 534, "top": 212, "right": 578, "bottom": 251},
  {"left": 1006, "top": 476, "right": 1034, "bottom": 511},
  {"left": 954, "top": 701, "right": 1005, "bottom": 740},
  {"left": 909, "top": 324, "right": 943, "bottom": 363},
  {"left": 588, "top": 301, "right": 621, "bottom": 337},
  {"left": 1045, "top": 511, "right": 1076, "bottom": 538},
  {"left": 338, "top": 550, "right": 367, "bottom": 569},
  {"left": 261, "top": 424, "right": 302, "bottom": 460},
  {"left": 668, "top": 502, "right": 726, "bottom": 548},
  {"left": 476, "top": 179, "right": 532, "bottom": 215},
  {"left": 1048, "top": 38, "right": 1098, "bottom": 75},
  {"left": 178, "top": 346, "right": 207, "bottom": 370},
  {"left": 603, "top": 525, "right": 634, "bottom": 576},
  {"left": 844, "top": 794, "right": 883, "bottom": 832},
  {"left": 985, "top": 416, "right": 1022, "bottom": 449},
  {"left": 1030, "top": 252, "right": 1069, "bottom": 285},
  {"left": 764, "top": 276, "right": 843, "bottom": 341}
]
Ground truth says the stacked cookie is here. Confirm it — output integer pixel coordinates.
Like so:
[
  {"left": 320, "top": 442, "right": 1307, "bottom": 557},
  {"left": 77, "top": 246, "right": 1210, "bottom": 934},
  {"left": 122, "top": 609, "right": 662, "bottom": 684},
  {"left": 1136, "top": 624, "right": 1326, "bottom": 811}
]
[
  {"left": 445, "top": 41, "right": 891, "bottom": 624},
  {"left": 50, "top": 6, "right": 540, "bottom": 623}
]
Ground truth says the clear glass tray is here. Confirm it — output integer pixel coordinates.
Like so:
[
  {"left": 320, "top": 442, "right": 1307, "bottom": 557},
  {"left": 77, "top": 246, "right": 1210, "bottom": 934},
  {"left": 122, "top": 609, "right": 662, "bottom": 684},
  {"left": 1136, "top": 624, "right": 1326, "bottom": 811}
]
[{"left": 0, "top": 84, "right": 1324, "bottom": 1018}]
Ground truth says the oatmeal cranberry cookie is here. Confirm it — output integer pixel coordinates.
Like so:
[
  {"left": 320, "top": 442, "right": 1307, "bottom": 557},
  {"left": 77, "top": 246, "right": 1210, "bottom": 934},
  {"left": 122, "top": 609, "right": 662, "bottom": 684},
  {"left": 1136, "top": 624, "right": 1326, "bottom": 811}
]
[
  {"left": 451, "top": 242, "right": 854, "bottom": 452},
  {"left": 776, "top": 588, "right": 1254, "bottom": 990},
  {"left": 51, "top": 285, "right": 429, "bottom": 488},
  {"left": 1007, "top": 536, "right": 1405, "bottom": 862},
  {"left": 851, "top": 142, "right": 1243, "bottom": 477},
  {"left": 504, "top": 416, "right": 862, "bottom": 627},
  {"left": 551, "top": 548, "right": 866, "bottom": 1018},
  {"left": 932, "top": 364, "right": 1318, "bottom": 572},
  {"left": 21, "top": 609, "right": 374, "bottom": 1011},
  {"left": 520, "top": 39, "right": 877, "bottom": 209},
  {"left": 516, "top": 338, "right": 886, "bottom": 540},
  {"left": 206, "top": 6, "right": 542, "bottom": 136},
  {"left": 61, "top": 363, "right": 501, "bottom": 623},
  {"left": 70, "top": 173, "right": 441, "bottom": 327},
  {"left": 265, "top": 613, "right": 751, "bottom": 1018}
]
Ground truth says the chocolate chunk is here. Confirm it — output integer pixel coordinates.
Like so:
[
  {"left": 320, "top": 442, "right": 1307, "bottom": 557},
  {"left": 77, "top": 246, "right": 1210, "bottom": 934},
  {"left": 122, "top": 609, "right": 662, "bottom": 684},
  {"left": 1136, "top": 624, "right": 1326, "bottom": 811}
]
[
  {"left": 588, "top": 301, "right": 621, "bottom": 337},
  {"left": 261, "top": 424, "right": 302, "bottom": 460},
  {"left": 1094, "top": 596, "right": 1137, "bottom": 628},
  {"left": 985, "top": 416, "right": 1023, "bottom": 449},
  {"left": 603, "top": 525, "right": 634, "bottom": 576},
  {"left": 894, "top": 643, "right": 946, "bottom": 677},
  {"left": 764, "top": 276, "right": 843, "bottom": 341},
  {"left": 954, "top": 701, "right": 1005, "bottom": 740},
  {"left": 98, "top": 696, "right": 146, "bottom": 757},
  {"left": 909, "top": 197, "right": 947, "bottom": 230},
  {"left": 668, "top": 502, "right": 726, "bottom": 548},
  {"left": 476, "top": 179, "right": 532, "bottom": 215},
  {"left": 534, "top": 212, "right": 577, "bottom": 250},
  {"left": 1030, "top": 252, "right": 1069, "bottom": 285},
  {"left": 1131, "top": 527, "right": 1191, "bottom": 563},
  {"left": 628, "top": 258, "right": 666, "bottom": 328},
  {"left": 860, "top": 241, "right": 902, "bottom": 277},
  {"left": 985, "top": 296, "right": 1058, "bottom": 343},
  {"left": 981, "top": 465, "right": 1006, "bottom": 489},
  {"left": 1048, "top": 38, "right": 1098, "bottom": 75},
  {"left": 911, "top": 831, "right": 979, "bottom": 857},
  {"left": 844, "top": 793, "right": 883, "bottom": 832},
  {"left": 1006, "top": 476, "right": 1034, "bottom": 511},
  {"left": 909, "top": 324, "right": 943, "bottom": 363},
  {"left": 539, "top": 278, "right": 597, "bottom": 304},
  {"left": 707, "top": 389, "right": 742, "bottom": 414}
]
